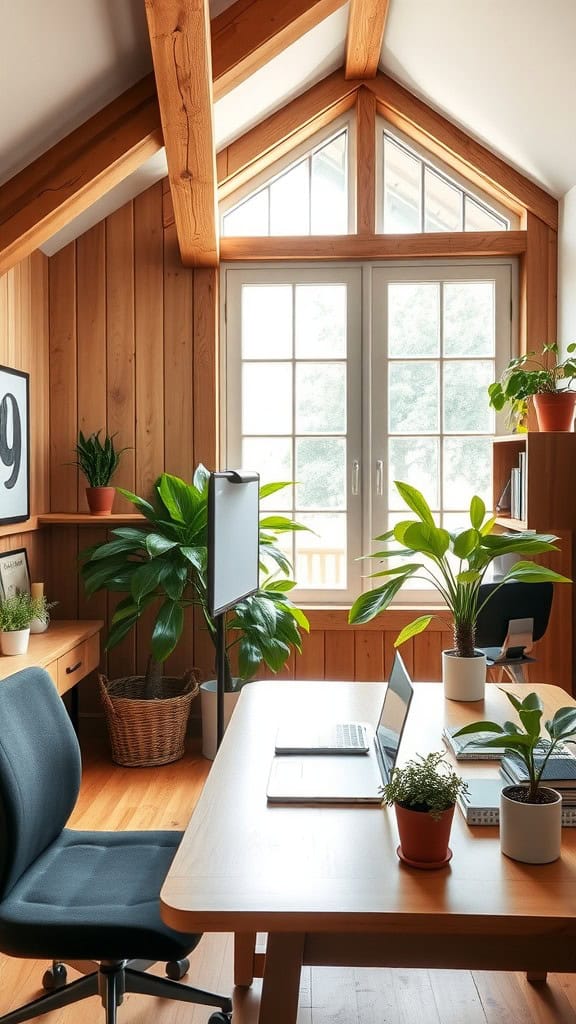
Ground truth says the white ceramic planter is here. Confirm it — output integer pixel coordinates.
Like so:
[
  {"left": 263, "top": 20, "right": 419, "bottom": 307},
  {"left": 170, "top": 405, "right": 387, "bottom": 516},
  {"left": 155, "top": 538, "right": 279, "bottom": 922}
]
[
  {"left": 200, "top": 680, "right": 241, "bottom": 760},
  {"left": 500, "top": 785, "right": 562, "bottom": 864},
  {"left": 30, "top": 615, "right": 49, "bottom": 634},
  {"left": 442, "top": 649, "right": 486, "bottom": 701},
  {"left": 0, "top": 628, "right": 30, "bottom": 656}
]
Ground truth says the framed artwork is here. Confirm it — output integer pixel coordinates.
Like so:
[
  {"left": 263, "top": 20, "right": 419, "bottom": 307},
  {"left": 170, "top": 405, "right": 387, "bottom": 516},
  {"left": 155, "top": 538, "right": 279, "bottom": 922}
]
[
  {"left": 0, "top": 548, "right": 31, "bottom": 600},
  {"left": 0, "top": 366, "right": 29, "bottom": 525}
]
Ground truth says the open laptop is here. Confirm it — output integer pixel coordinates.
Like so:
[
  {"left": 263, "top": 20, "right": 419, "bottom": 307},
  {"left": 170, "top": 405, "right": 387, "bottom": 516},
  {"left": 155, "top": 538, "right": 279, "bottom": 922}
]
[{"left": 266, "top": 652, "right": 414, "bottom": 804}]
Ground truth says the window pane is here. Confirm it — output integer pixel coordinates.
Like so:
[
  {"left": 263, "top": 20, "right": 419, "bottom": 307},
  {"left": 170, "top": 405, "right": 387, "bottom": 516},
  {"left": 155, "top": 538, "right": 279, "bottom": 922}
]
[
  {"left": 465, "top": 196, "right": 507, "bottom": 231},
  {"left": 388, "top": 362, "right": 439, "bottom": 433},
  {"left": 388, "top": 438, "right": 439, "bottom": 509},
  {"left": 270, "top": 162, "right": 309, "bottom": 235},
  {"left": 443, "top": 361, "right": 494, "bottom": 433},
  {"left": 311, "top": 132, "right": 347, "bottom": 234},
  {"left": 444, "top": 281, "right": 494, "bottom": 357},
  {"left": 295, "top": 285, "right": 346, "bottom": 358},
  {"left": 383, "top": 138, "right": 421, "bottom": 232},
  {"left": 223, "top": 189, "right": 269, "bottom": 236},
  {"left": 296, "top": 363, "right": 346, "bottom": 433},
  {"left": 424, "top": 168, "right": 462, "bottom": 231},
  {"left": 388, "top": 283, "right": 440, "bottom": 357},
  {"left": 242, "top": 286, "right": 292, "bottom": 358},
  {"left": 296, "top": 438, "right": 346, "bottom": 509},
  {"left": 443, "top": 437, "right": 492, "bottom": 510},
  {"left": 241, "top": 438, "right": 292, "bottom": 510},
  {"left": 295, "top": 513, "right": 347, "bottom": 589},
  {"left": 242, "top": 363, "right": 292, "bottom": 434}
]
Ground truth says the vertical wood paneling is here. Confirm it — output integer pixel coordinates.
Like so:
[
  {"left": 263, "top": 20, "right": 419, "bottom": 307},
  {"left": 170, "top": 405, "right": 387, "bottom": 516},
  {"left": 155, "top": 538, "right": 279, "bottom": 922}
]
[
  {"left": 294, "top": 631, "right": 325, "bottom": 679},
  {"left": 163, "top": 221, "right": 195, "bottom": 479},
  {"left": 325, "top": 629, "right": 355, "bottom": 679},
  {"left": 134, "top": 183, "right": 164, "bottom": 497},
  {"left": 106, "top": 202, "right": 136, "bottom": 513},
  {"left": 77, "top": 222, "right": 107, "bottom": 509},
  {"left": 193, "top": 268, "right": 218, "bottom": 469},
  {"left": 29, "top": 251, "right": 50, "bottom": 514},
  {"left": 521, "top": 212, "right": 549, "bottom": 352},
  {"left": 354, "top": 629, "right": 384, "bottom": 680}
]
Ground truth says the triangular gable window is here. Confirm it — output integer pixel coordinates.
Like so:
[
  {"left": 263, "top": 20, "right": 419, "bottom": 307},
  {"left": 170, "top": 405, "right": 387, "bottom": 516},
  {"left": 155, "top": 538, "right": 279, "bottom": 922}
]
[
  {"left": 381, "top": 128, "right": 512, "bottom": 233},
  {"left": 222, "top": 127, "right": 349, "bottom": 237}
]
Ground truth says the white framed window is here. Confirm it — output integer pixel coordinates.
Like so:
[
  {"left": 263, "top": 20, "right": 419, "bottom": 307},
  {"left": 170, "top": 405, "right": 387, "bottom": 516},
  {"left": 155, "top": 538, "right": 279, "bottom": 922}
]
[
  {"left": 378, "top": 123, "right": 517, "bottom": 234},
  {"left": 220, "top": 116, "right": 355, "bottom": 237},
  {"left": 222, "top": 260, "right": 516, "bottom": 605}
]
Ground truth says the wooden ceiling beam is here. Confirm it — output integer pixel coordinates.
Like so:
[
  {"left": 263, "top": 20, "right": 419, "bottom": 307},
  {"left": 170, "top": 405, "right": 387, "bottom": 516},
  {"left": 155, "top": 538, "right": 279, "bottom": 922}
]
[
  {"left": 0, "top": 75, "right": 162, "bottom": 276},
  {"left": 221, "top": 231, "right": 528, "bottom": 261},
  {"left": 367, "top": 72, "right": 558, "bottom": 231},
  {"left": 345, "top": 0, "right": 389, "bottom": 79},
  {"left": 145, "top": 0, "right": 219, "bottom": 268},
  {"left": 211, "top": 0, "right": 348, "bottom": 101}
]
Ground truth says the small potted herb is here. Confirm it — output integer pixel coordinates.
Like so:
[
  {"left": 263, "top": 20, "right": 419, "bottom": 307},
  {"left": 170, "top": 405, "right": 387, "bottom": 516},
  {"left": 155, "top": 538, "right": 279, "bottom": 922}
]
[
  {"left": 72, "top": 430, "right": 128, "bottom": 515},
  {"left": 381, "top": 751, "right": 468, "bottom": 868},
  {"left": 0, "top": 593, "right": 50, "bottom": 655},
  {"left": 455, "top": 690, "right": 576, "bottom": 863},
  {"left": 488, "top": 342, "right": 576, "bottom": 432}
]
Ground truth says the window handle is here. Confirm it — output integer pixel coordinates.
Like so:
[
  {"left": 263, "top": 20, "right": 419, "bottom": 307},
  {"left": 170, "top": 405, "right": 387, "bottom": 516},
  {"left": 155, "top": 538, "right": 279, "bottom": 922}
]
[
  {"left": 351, "top": 459, "right": 360, "bottom": 496},
  {"left": 376, "top": 459, "right": 384, "bottom": 496}
]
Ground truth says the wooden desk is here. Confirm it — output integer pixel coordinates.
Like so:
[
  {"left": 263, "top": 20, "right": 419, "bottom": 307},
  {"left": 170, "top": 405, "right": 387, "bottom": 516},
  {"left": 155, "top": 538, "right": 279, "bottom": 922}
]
[
  {"left": 0, "top": 619, "right": 102, "bottom": 695},
  {"left": 161, "top": 681, "right": 576, "bottom": 1024}
]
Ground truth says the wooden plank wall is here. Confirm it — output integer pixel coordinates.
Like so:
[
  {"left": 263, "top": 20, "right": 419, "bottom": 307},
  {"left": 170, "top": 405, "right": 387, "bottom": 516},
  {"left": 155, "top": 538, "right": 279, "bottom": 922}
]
[
  {"left": 0, "top": 252, "right": 50, "bottom": 589},
  {"left": 46, "top": 182, "right": 218, "bottom": 717}
]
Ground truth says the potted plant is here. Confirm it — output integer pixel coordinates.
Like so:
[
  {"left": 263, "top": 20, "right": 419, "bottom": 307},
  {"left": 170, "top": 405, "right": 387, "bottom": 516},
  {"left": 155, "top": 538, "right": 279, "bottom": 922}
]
[
  {"left": 349, "top": 482, "right": 569, "bottom": 701},
  {"left": 381, "top": 751, "right": 468, "bottom": 868},
  {"left": 80, "top": 466, "right": 309, "bottom": 760},
  {"left": 454, "top": 690, "right": 576, "bottom": 863},
  {"left": 0, "top": 593, "right": 50, "bottom": 655},
  {"left": 488, "top": 342, "right": 576, "bottom": 432},
  {"left": 72, "top": 430, "right": 128, "bottom": 515}
]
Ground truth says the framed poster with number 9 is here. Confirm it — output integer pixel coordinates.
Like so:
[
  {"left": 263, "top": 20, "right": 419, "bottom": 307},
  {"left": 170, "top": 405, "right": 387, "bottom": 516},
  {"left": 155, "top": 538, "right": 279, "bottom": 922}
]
[{"left": 0, "top": 366, "right": 29, "bottom": 525}]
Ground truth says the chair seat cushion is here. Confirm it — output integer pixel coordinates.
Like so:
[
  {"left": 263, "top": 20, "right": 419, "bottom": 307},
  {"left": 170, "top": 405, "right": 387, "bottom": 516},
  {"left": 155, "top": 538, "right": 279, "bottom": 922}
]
[{"left": 0, "top": 828, "right": 201, "bottom": 962}]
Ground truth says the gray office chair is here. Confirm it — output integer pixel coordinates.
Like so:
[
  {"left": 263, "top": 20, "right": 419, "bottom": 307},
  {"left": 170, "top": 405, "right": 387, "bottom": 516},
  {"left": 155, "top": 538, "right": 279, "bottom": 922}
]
[{"left": 0, "top": 667, "right": 232, "bottom": 1024}]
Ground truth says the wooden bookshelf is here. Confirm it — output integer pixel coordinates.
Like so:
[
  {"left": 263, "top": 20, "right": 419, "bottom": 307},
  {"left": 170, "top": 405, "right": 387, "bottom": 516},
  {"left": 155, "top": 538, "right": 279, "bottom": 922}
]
[
  {"left": 492, "top": 432, "right": 576, "bottom": 694},
  {"left": 38, "top": 513, "right": 144, "bottom": 526}
]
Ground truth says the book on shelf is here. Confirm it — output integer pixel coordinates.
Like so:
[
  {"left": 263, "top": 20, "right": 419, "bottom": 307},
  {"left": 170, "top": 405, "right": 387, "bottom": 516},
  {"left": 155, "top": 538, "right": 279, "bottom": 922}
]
[
  {"left": 457, "top": 777, "right": 576, "bottom": 826},
  {"left": 518, "top": 450, "right": 527, "bottom": 521}
]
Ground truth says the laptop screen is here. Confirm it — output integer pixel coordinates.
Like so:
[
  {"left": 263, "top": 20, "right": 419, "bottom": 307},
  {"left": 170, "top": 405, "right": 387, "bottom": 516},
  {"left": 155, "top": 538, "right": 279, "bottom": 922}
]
[{"left": 376, "top": 652, "right": 414, "bottom": 780}]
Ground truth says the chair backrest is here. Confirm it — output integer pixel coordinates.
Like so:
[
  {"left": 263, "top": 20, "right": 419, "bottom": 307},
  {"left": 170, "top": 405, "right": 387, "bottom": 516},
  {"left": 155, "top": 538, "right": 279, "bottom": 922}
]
[
  {"left": 0, "top": 668, "right": 81, "bottom": 898},
  {"left": 476, "top": 581, "right": 553, "bottom": 649}
]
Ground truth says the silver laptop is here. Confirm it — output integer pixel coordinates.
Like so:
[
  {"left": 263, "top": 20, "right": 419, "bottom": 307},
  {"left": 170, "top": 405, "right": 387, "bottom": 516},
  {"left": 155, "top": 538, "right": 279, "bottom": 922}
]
[{"left": 266, "top": 652, "right": 414, "bottom": 804}]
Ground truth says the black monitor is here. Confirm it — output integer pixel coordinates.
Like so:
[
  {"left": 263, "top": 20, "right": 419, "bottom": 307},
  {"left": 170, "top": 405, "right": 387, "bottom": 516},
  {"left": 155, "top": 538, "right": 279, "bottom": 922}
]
[{"left": 476, "top": 581, "right": 553, "bottom": 662}]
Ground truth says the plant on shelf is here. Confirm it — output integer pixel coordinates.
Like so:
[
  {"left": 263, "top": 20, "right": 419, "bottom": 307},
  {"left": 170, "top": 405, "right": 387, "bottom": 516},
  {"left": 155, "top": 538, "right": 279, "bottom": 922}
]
[
  {"left": 488, "top": 342, "right": 576, "bottom": 432},
  {"left": 72, "top": 430, "right": 128, "bottom": 515},
  {"left": 80, "top": 467, "right": 310, "bottom": 759},
  {"left": 381, "top": 751, "right": 468, "bottom": 866},
  {"left": 454, "top": 690, "right": 576, "bottom": 863},
  {"left": 348, "top": 481, "right": 570, "bottom": 701}
]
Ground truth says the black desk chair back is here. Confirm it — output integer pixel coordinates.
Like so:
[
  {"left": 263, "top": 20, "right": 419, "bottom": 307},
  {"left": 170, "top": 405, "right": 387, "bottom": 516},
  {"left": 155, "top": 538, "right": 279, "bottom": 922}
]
[
  {"left": 0, "top": 667, "right": 232, "bottom": 1024},
  {"left": 476, "top": 580, "right": 553, "bottom": 682}
]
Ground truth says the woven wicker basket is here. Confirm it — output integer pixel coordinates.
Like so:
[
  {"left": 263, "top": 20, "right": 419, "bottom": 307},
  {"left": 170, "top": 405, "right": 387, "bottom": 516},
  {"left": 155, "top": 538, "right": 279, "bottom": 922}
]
[{"left": 98, "top": 669, "right": 199, "bottom": 767}]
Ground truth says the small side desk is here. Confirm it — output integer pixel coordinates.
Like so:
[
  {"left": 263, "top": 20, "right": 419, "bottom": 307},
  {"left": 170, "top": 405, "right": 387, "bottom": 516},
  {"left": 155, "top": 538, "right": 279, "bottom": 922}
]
[{"left": 0, "top": 620, "right": 102, "bottom": 722}]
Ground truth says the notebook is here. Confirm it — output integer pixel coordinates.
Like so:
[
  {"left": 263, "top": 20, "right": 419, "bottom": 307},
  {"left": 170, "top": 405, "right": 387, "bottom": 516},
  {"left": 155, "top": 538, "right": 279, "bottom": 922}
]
[
  {"left": 457, "top": 777, "right": 576, "bottom": 826},
  {"left": 266, "top": 652, "right": 413, "bottom": 804}
]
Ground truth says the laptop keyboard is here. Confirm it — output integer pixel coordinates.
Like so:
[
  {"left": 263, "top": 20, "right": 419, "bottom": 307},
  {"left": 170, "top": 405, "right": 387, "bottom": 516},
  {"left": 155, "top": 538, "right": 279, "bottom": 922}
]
[{"left": 336, "top": 723, "right": 366, "bottom": 748}]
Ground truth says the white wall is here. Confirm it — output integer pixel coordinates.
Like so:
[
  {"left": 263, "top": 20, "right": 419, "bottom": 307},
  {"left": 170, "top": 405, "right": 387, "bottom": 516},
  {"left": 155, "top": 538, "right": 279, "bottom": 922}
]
[{"left": 559, "top": 185, "right": 576, "bottom": 356}]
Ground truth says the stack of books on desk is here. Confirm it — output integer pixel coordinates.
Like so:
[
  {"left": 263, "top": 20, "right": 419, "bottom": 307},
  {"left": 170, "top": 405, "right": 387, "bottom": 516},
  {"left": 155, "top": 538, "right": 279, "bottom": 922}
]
[
  {"left": 458, "top": 777, "right": 576, "bottom": 826},
  {"left": 500, "top": 751, "right": 576, "bottom": 808}
]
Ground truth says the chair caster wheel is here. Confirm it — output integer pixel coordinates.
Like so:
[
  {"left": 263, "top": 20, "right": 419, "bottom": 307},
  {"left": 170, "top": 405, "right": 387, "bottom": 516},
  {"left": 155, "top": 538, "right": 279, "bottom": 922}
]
[
  {"left": 208, "top": 1014, "right": 232, "bottom": 1023},
  {"left": 42, "top": 963, "right": 68, "bottom": 991},
  {"left": 165, "top": 958, "right": 190, "bottom": 980}
]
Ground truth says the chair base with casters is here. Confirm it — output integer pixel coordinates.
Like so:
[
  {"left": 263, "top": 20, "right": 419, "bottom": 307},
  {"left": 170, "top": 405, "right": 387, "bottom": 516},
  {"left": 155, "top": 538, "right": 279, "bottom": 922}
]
[{"left": 0, "top": 668, "right": 233, "bottom": 1024}]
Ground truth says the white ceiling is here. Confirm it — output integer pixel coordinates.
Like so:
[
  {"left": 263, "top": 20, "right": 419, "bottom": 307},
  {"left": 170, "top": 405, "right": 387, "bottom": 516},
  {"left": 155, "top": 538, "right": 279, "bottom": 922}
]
[{"left": 1, "top": 0, "right": 575, "bottom": 256}]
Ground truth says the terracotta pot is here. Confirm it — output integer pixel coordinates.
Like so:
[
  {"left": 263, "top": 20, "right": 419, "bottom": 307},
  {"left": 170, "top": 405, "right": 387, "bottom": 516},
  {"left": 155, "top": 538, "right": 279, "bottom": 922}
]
[
  {"left": 442, "top": 649, "right": 486, "bottom": 702},
  {"left": 86, "top": 486, "right": 115, "bottom": 515},
  {"left": 500, "top": 785, "right": 562, "bottom": 863},
  {"left": 395, "top": 802, "right": 455, "bottom": 866},
  {"left": 533, "top": 392, "right": 576, "bottom": 432}
]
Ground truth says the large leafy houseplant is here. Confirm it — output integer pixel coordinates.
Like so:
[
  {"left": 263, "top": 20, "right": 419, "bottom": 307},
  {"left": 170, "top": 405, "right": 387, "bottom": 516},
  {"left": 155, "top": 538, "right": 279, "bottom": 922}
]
[
  {"left": 349, "top": 481, "right": 569, "bottom": 658},
  {"left": 488, "top": 342, "right": 576, "bottom": 431},
  {"left": 80, "top": 466, "right": 309, "bottom": 691}
]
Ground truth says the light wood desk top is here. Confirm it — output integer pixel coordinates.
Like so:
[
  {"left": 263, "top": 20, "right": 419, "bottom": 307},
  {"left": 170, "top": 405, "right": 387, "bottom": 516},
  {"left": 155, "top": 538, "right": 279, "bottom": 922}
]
[
  {"left": 0, "top": 619, "right": 102, "bottom": 694},
  {"left": 161, "top": 681, "right": 576, "bottom": 1023}
]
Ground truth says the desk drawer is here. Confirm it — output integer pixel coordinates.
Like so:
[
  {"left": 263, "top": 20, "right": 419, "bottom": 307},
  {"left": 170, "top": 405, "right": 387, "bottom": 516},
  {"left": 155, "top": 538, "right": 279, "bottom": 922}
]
[{"left": 57, "top": 634, "right": 100, "bottom": 694}]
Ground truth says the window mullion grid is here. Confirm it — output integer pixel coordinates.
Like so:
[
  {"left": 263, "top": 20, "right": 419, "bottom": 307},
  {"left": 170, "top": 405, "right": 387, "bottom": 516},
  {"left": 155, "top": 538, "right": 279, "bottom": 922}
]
[
  {"left": 439, "top": 281, "right": 445, "bottom": 524},
  {"left": 420, "top": 163, "right": 425, "bottom": 232},
  {"left": 291, "top": 285, "right": 297, "bottom": 569}
]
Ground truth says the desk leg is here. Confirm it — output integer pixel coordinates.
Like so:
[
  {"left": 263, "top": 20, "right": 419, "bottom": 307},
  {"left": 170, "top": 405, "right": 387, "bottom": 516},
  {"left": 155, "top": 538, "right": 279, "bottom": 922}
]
[
  {"left": 258, "top": 933, "right": 304, "bottom": 1024},
  {"left": 235, "top": 932, "right": 257, "bottom": 986}
]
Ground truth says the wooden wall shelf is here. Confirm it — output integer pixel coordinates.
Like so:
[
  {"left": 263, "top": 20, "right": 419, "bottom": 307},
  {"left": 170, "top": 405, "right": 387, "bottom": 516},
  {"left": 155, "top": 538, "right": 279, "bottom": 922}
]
[{"left": 38, "top": 513, "right": 144, "bottom": 526}]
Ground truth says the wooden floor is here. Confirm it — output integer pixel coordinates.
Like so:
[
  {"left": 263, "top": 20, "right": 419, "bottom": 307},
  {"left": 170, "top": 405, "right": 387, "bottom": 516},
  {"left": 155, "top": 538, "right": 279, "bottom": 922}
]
[{"left": 2, "top": 721, "right": 576, "bottom": 1024}]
